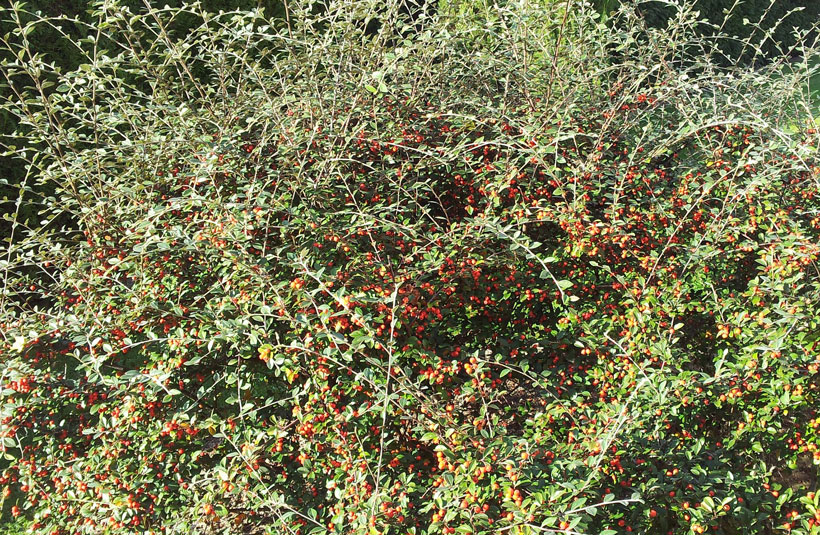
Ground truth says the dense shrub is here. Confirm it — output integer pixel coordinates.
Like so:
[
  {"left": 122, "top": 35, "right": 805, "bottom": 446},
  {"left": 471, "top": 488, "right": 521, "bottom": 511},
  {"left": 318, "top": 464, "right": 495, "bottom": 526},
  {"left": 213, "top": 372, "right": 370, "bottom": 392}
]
[
  {"left": 0, "top": 0, "right": 436, "bottom": 243},
  {"left": 1, "top": 1, "right": 820, "bottom": 534}
]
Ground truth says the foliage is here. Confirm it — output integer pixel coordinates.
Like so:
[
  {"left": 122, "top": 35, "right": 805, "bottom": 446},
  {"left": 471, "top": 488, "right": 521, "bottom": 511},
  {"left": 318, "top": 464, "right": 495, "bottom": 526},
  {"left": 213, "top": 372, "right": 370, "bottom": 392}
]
[
  {"left": 0, "top": 0, "right": 289, "bottom": 241},
  {"left": 592, "top": 0, "right": 820, "bottom": 66},
  {"left": 1, "top": 1, "right": 820, "bottom": 534}
]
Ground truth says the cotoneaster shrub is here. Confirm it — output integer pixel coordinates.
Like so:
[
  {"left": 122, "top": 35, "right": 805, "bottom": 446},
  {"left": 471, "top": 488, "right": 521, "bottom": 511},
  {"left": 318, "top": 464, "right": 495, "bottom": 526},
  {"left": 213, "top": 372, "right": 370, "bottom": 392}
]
[
  {"left": 0, "top": 0, "right": 287, "bottom": 243},
  {"left": 1, "top": 1, "right": 820, "bottom": 534}
]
